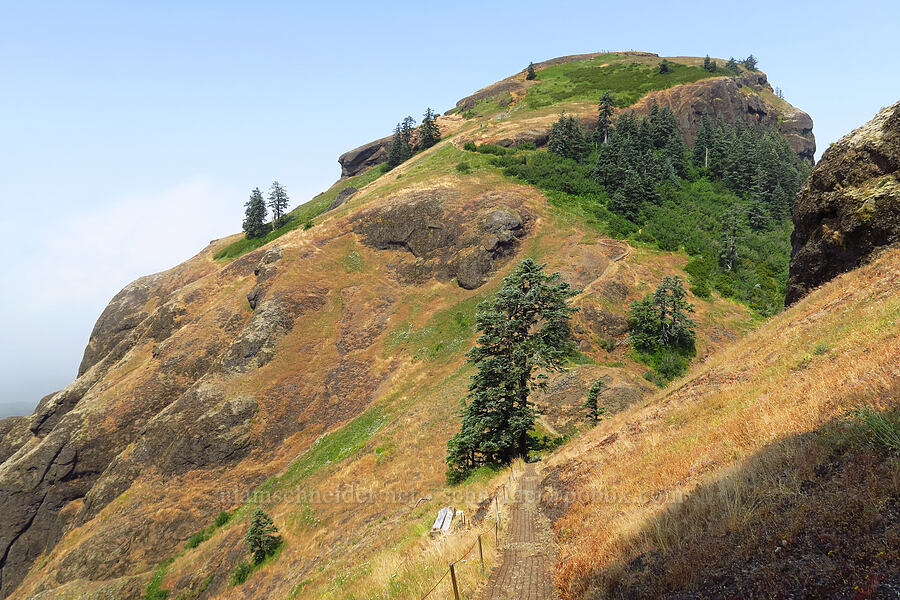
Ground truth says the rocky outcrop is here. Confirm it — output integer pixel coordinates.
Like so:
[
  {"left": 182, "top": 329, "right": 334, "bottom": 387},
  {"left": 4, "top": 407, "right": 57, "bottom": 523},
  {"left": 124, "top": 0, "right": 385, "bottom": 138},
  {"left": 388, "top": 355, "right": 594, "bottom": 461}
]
[
  {"left": 353, "top": 190, "right": 528, "bottom": 289},
  {"left": 328, "top": 186, "right": 358, "bottom": 211},
  {"left": 786, "top": 100, "right": 900, "bottom": 304},
  {"left": 338, "top": 136, "right": 392, "bottom": 178},
  {"left": 632, "top": 72, "right": 815, "bottom": 161}
]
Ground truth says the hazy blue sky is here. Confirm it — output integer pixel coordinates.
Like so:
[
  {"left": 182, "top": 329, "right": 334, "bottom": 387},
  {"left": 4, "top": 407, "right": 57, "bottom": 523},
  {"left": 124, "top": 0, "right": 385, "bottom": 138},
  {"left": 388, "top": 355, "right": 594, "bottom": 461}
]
[{"left": 1, "top": 0, "right": 898, "bottom": 416}]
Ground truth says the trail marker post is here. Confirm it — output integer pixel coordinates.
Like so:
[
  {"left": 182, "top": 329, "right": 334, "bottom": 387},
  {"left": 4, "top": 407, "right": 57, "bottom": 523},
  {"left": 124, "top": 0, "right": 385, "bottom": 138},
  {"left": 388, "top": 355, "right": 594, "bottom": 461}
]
[
  {"left": 478, "top": 534, "right": 484, "bottom": 572},
  {"left": 449, "top": 562, "right": 460, "bottom": 600}
]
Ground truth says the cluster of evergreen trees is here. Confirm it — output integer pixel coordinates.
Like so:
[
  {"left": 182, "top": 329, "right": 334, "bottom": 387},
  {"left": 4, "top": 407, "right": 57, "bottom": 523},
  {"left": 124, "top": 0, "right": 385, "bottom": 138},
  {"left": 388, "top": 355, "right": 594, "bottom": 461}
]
[
  {"left": 242, "top": 181, "right": 290, "bottom": 239},
  {"left": 693, "top": 114, "right": 802, "bottom": 219},
  {"left": 543, "top": 98, "right": 807, "bottom": 227},
  {"left": 705, "top": 54, "right": 758, "bottom": 74},
  {"left": 386, "top": 108, "right": 442, "bottom": 168},
  {"left": 628, "top": 275, "right": 697, "bottom": 383},
  {"left": 491, "top": 91, "right": 810, "bottom": 315}
]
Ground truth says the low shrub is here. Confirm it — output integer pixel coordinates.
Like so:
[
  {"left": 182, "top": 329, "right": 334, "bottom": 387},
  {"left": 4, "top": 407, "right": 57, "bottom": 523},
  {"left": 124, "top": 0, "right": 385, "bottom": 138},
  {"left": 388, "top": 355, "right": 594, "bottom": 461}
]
[
  {"left": 230, "top": 561, "right": 252, "bottom": 586},
  {"left": 214, "top": 510, "right": 231, "bottom": 527}
]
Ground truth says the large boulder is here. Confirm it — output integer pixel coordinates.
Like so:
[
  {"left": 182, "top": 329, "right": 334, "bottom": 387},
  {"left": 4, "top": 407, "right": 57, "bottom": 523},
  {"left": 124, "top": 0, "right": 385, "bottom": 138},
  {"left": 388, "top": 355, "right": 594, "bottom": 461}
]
[
  {"left": 786, "top": 100, "right": 900, "bottom": 304},
  {"left": 338, "top": 136, "right": 392, "bottom": 178}
]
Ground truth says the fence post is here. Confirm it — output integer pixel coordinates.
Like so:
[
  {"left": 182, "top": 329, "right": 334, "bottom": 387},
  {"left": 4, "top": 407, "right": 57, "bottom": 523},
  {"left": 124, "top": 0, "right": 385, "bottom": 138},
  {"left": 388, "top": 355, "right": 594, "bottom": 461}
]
[
  {"left": 449, "top": 562, "right": 460, "bottom": 600},
  {"left": 494, "top": 518, "right": 498, "bottom": 546},
  {"left": 478, "top": 534, "right": 484, "bottom": 573}
]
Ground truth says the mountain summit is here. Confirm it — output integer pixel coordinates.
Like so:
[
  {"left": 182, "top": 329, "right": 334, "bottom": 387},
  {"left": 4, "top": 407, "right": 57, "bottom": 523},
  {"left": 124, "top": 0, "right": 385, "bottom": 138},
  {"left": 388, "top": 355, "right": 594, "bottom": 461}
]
[{"left": 0, "top": 52, "right": 847, "bottom": 600}]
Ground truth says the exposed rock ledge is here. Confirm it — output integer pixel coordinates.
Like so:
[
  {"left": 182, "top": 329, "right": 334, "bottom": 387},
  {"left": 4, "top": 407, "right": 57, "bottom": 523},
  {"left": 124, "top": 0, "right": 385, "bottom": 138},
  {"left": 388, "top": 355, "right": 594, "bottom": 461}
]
[{"left": 786, "top": 100, "right": 900, "bottom": 304}]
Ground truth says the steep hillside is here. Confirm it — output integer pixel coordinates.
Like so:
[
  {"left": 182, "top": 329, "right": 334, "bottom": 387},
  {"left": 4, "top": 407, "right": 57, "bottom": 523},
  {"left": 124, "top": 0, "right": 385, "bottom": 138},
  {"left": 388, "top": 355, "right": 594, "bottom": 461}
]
[
  {"left": 543, "top": 245, "right": 900, "bottom": 599},
  {"left": 542, "top": 100, "right": 900, "bottom": 599},
  {"left": 0, "top": 52, "right": 814, "bottom": 600}
]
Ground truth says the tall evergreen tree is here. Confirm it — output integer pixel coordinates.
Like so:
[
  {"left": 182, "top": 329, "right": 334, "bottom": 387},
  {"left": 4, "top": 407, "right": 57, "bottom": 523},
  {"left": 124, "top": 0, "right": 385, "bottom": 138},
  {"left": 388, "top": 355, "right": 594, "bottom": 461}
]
[
  {"left": 267, "top": 181, "right": 289, "bottom": 226},
  {"left": 242, "top": 187, "right": 268, "bottom": 239},
  {"left": 659, "top": 59, "right": 672, "bottom": 74},
  {"left": 445, "top": 259, "right": 578, "bottom": 482},
  {"left": 418, "top": 108, "right": 441, "bottom": 150},
  {"left": 594, "top": 91, "right": 616, "bottom": 144},
  {"left": 693, "top": 113, "right": 714, "bottom": 169},
  {"left": 245, "top": 509, "right": 280, "bottom": 564},
  {"left": 742, "top": 54, "right": 758, "bottom": 70},
  {"left": 703, "top": 55, "right": 717, "bottom": 72},
  {"left": 748, "top": 201, "right": 769, "bottom": 231},
  {"left": 725, "top": 57, "right": 740, "bottom": 73},
  {"left": 525, "top": 62, "right": 537, "bottom": 80},
  {"left": 719, "top": 208, "right": 741, "bottom": 271}
]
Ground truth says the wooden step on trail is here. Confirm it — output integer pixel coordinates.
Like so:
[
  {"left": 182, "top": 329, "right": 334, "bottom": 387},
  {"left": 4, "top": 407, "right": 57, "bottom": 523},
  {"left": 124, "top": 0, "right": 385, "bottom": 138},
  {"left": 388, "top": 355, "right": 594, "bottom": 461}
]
[{"left": 479, "top": 463, "right": 557, "bottom": 600}]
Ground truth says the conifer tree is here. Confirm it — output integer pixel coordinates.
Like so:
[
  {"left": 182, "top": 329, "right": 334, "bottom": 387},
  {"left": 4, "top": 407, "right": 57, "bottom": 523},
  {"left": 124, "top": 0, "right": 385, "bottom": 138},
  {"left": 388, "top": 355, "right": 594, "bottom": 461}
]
[
  {"left": 245, "top": 509, "right": 280, "bottom": 564},
  {"left": 725, "top": 57, "right": 740, "bottom": 73},
  {"left": 659, "top": 59, "right": 671, "bottom": 74},
  {"left": 594, "top": 91, "right": 615, "bottom": 144},
  {"left": 742, "top": 54, "right": 758, "bottom": 70},
  {"left": 748, "top": 201, "right": 769, "bottom": 231},
  {"left": 693, "top": 113, "right": 714, "bottom": 169},
  {"left": 583, "top": 379, "right": 606, "bottom": 423},
  {"left": 445, "top": 259, "right": 578, "bottom": 482},
  {"left": 525, "top": 62, "right": 537, "bottom": 80},
  {"left": 387, "top": 116, "right": 416, "bottom": 168},
  {"left": 548, "top": 114, "right": 590, "bottom": 161},
  {"left": 628, "top": 276, "right": 695, "bottom": 353},
  {"left": 719, "top": 208, "right": 741, "bottom": 271},
  {"left": 242, "top": 187, "right": 268, "bottom": 239},
  {"left": 418, "top": 108, "right": 441, "bottom": 150},
  {"left": 267, "top": 181, "right": 289, "bottom": 227}
]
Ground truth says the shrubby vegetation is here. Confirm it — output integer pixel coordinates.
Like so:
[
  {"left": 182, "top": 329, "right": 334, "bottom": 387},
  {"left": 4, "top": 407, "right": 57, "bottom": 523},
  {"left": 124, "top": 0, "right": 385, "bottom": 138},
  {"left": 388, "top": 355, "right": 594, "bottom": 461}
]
[
  {"left": 483, "top": 97, "right": 810, "bottom": 315},
  {"left": 184, "top": 510, "right": 231, "bottom": 550}
]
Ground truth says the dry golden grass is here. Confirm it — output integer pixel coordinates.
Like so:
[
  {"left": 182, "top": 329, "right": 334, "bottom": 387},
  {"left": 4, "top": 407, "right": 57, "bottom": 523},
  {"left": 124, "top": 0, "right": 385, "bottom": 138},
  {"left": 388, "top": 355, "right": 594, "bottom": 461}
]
[
  {"left": 545, "top": 247, "right": 900, "bottom": 598},
  {"left": 10, "top": 62, "right": 776, "bottom": 599}
]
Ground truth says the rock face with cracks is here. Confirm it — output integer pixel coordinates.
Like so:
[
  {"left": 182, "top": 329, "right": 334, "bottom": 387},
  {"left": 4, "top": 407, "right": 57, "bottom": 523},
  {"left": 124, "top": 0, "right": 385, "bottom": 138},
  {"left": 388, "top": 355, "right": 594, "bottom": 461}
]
[
  {"left": 352, "top": 189, "right": 528, "bottom": 289},
  {"left": 786, "top": 100, "right": 900, "bottom": 304}
]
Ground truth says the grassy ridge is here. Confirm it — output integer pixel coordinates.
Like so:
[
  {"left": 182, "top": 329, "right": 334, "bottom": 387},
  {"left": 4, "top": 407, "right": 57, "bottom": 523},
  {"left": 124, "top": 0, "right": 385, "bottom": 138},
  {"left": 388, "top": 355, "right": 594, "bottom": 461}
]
[
  {"left": 214, "top": 164, "right": 387, "bottom": 260},
  {"left": 526, "top": 54, "right": 720, "bottom": 108}
]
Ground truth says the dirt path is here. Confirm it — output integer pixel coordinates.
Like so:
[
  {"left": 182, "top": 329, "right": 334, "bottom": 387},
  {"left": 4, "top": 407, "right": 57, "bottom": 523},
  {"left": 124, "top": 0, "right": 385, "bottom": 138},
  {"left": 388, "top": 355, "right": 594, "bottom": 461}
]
[
  {"left": 575, "top": 239, "right": 632, "bottom": 301},
  {"left": 479, "top": 464, "right": 557, "bottom": 600}
]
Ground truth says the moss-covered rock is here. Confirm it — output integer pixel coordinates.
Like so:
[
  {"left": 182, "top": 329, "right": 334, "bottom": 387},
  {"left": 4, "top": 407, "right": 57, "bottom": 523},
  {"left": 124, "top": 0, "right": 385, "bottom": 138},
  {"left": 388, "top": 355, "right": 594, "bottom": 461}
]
[{"left": 786, "top": 100, "right": 900, "bottom": 304}]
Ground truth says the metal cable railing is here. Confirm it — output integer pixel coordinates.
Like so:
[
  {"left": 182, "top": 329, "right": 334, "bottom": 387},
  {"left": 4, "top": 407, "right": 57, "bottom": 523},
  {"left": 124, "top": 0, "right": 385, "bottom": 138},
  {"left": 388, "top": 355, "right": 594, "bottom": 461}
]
[{"left": 419, "top": 458, "right": 523, "bottom": 600}]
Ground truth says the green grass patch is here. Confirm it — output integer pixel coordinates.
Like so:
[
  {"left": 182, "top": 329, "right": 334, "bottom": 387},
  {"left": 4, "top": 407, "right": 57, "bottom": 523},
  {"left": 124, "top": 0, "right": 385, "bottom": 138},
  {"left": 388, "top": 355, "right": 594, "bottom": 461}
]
[
  {"left": 248, "top": 405, "right": 387, "bottom": 503},
  {"left": 214, "top": 165, "right": 387, "bottom": 260},
  {"left": 849, "top": 406, "right": 900, "bottom": 453},
  {"left": 342, "top": 248, "right": 365, "bottom": 273},
  {"left": 634, "top": 347, "right": 695, "bottom": 387},
  {"left": 143, "top": 557, "right": 174, "bottom": 600},
  {"left": 385, "top": 294, "right": 484, "bottom": 361},
  {"left": 526, "top": 54, "right": 719, "bottom": 109}
]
